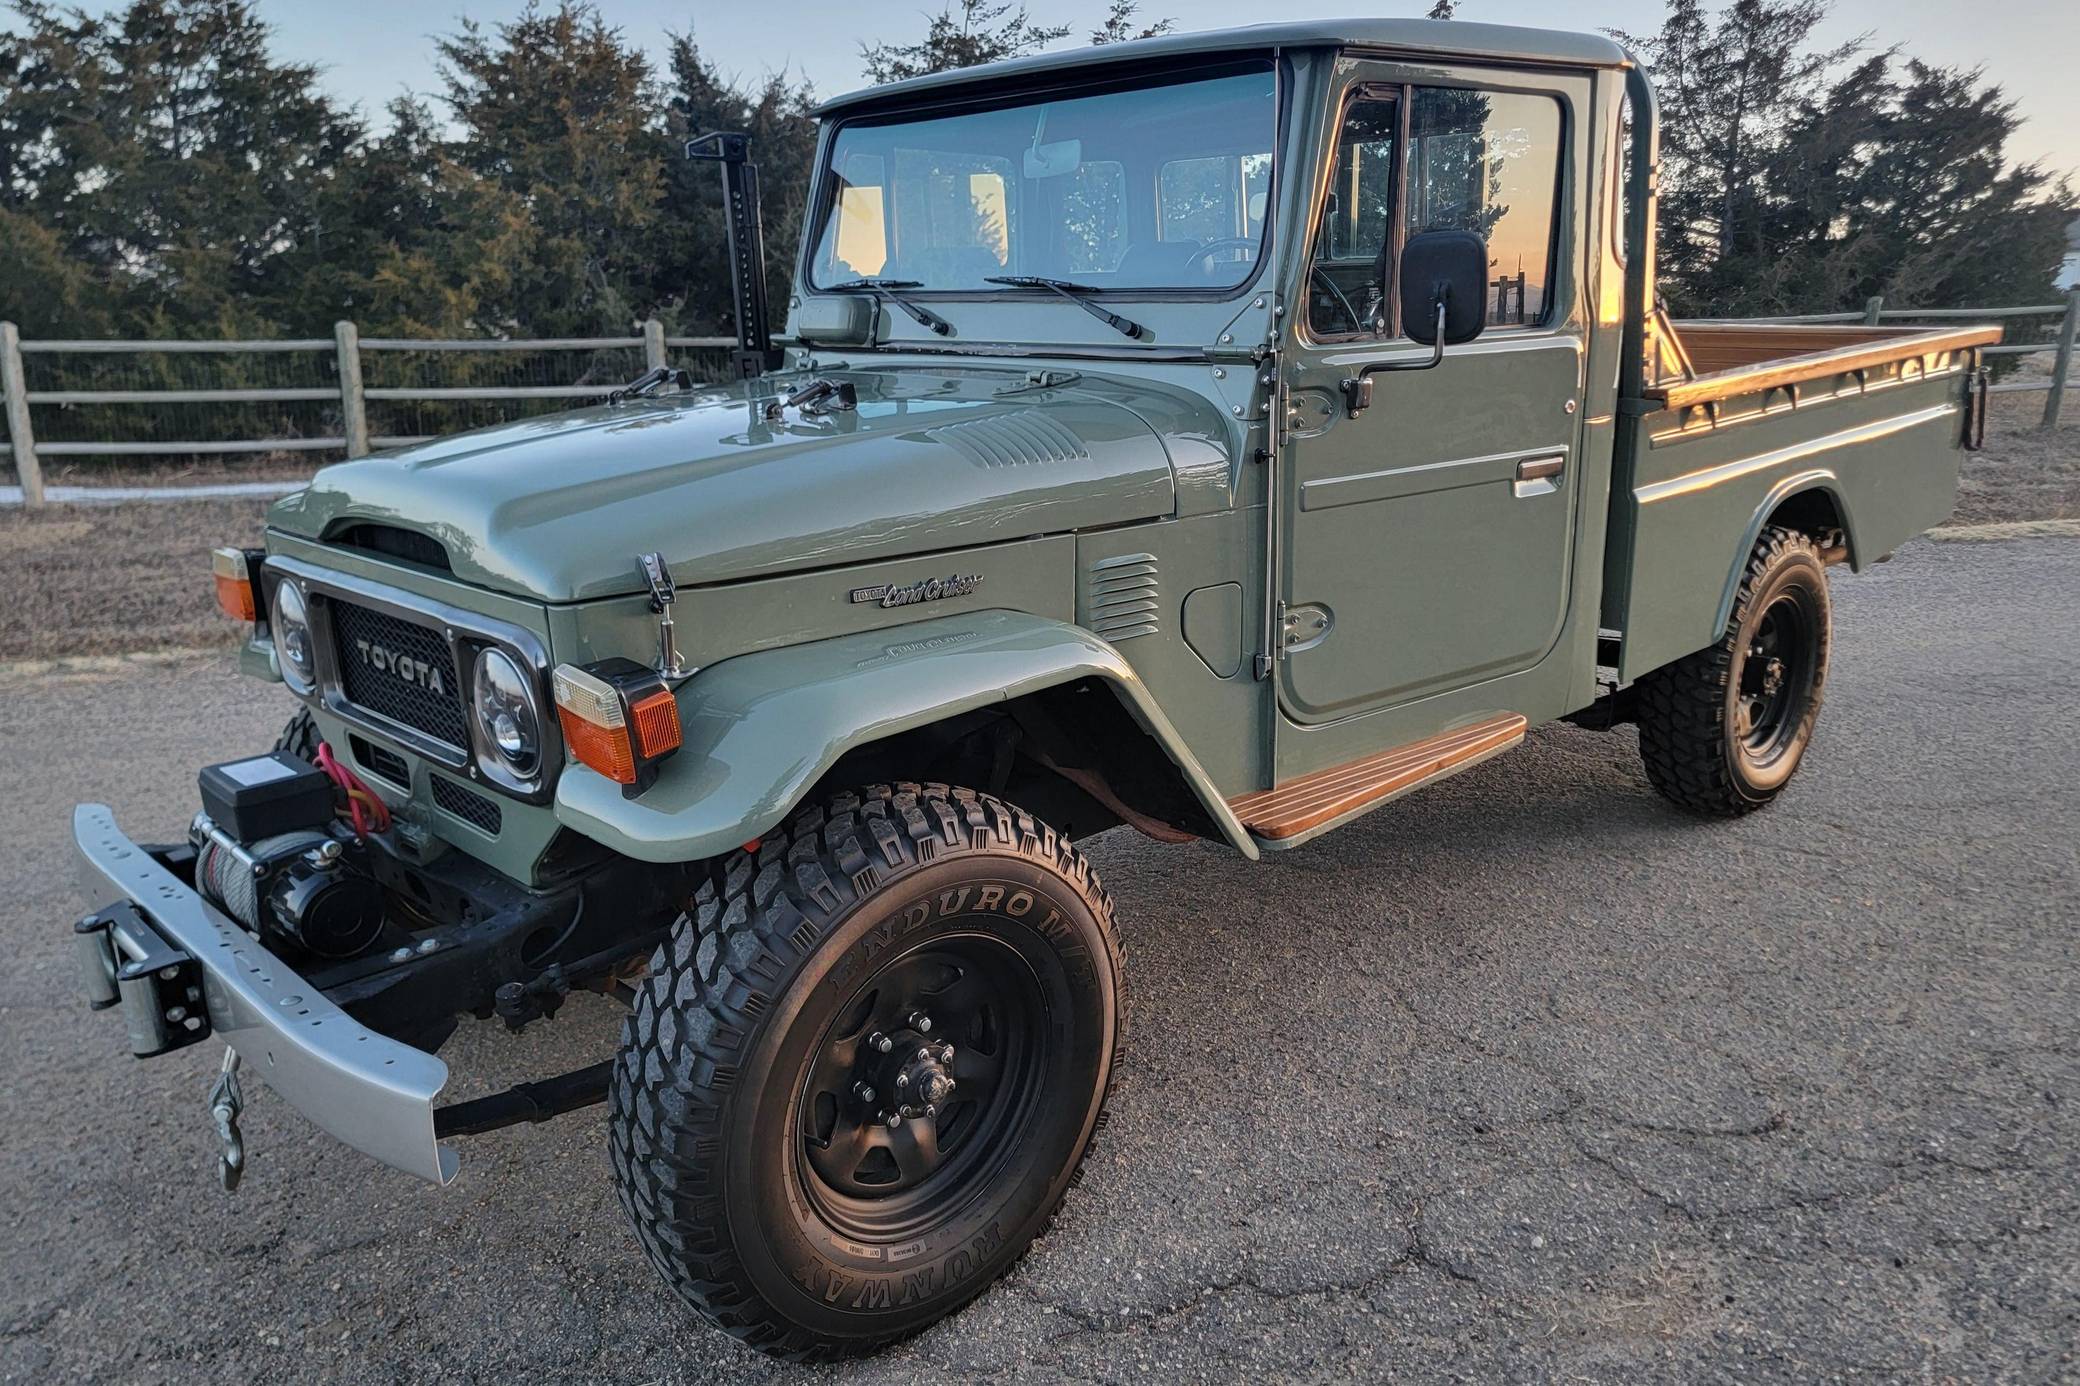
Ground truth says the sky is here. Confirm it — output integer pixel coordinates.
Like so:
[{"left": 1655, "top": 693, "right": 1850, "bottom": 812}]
[{"left": 254, "top": 0, "right": 2080, "bottom": 179}]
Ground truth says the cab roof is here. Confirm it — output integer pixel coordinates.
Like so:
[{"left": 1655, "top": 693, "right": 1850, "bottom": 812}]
[{"left": 815, "top": 19, "right": 1630, "bottom": 117}]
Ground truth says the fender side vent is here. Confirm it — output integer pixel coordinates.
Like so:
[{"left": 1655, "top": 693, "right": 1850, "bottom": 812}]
[
  {"left": 925, "top": 410, "right": 1089, "bottom": 468},
  {"left": 1087, "top": 552, "right": 1160, "bottom": 643}
]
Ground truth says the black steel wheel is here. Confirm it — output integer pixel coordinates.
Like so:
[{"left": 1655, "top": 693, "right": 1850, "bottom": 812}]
[
  {"left": 1636, "top": 525, "right": 1832, "bottom": 816},
  {"left": 609, "top": 784, "right": 1123, "bottom": 1361}
]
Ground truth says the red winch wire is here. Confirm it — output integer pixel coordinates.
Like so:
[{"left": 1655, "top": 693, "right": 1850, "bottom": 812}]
[{"left": 313, "top": 741, "right": 392, "bottom": 838}]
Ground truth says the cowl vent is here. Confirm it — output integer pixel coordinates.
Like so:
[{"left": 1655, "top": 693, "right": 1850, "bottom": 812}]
[{"left": 925, "top": 411, "right": 1090, "bottom": 468}]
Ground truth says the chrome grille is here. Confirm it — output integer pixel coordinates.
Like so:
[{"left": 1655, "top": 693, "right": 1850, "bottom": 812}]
[{"left": 329, "top": 602, "right": 468, "bottom": 749}]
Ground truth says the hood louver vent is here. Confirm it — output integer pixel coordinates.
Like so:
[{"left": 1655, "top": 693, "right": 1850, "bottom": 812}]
[
  {"left": 1086, "top": 552, "right": 1160, "bottom": 643},
  {"left": 925, "top": 411, "right": 1090, "bottom": 468},
  {"left": 326, "top": 523, "right": 452, "bottom": 574}
]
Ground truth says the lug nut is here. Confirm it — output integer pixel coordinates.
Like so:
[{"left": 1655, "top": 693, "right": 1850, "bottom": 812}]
[
  {"left": 853, "top": 1082, "right": 875, "bottom": 1103},
  {"left": 908, "top": 1011, "right": 933, "bottom": 1033},
  {"left": 885, "top": 1111, "right": 901, "bottom": 1128},
  {"left": 939, "top": 1044, "right": 955, "bottom": 1063},
  {"left": 895, "top": 1073, "right": 908, "bottom": 1089},
  {"left": 917, "top": 1047, "right": 933, "bottom": 1062},
  {"left": 924, "top": 1104, "right": 938, "bottom": 1118},
  {"left": 870, "top": 1031, "right": 893, "bottom": 1054}
]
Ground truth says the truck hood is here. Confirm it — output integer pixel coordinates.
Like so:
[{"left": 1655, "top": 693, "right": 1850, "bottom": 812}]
[{"left": 270, "top": 367, "right": 1181, "bottom": 602}]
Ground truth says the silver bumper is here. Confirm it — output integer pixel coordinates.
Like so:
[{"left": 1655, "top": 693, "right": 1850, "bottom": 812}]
[{"left": 74, "top": 804, "right": 459, "bottom": 1185}]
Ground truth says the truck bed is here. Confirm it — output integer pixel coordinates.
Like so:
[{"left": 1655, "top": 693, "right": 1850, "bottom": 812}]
[
  {"left": 1603, "top": 316, "right": 2001, "bottom": 682},
  {"left": 1648, "top": 319, "right": 2003, "bottom": 410}
]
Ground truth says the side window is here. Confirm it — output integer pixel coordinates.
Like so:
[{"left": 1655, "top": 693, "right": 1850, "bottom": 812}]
[
  {"left": 1405, "top": 88, "right": 1563, "bottom": 326},
  {"left": 1061, "top": 160, "right": 1128, "bottom": 273},
  {"left": 1306, "top": 95, "right": 1398, "bottom": 336},
  {"left": 1158, "top": 155, "right": 1239, "bottom": 243}
]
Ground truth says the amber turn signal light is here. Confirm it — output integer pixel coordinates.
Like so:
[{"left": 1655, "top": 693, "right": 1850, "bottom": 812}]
[
  {"left": 552, "top": 658, "right": 683, "bottom": 798},
  {"left": 210, "top": 546, "right": 264, "bottom": 623}
]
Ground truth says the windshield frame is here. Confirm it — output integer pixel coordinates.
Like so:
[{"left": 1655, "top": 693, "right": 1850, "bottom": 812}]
[{"left": 800, "top": 55, "right": 1290, "bottom": 305}]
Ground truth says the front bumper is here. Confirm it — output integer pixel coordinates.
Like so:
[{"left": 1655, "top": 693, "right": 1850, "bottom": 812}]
[{"left": 73, "top": 804, "right": 458, "bottom": 1185}]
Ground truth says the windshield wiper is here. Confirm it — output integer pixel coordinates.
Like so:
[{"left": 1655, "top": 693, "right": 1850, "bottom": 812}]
[
  {"left": 984, "top": 276, "right": 1148, "bottom": 341},
  {"left": 824, "top": 277, "right": 953, "bottom": 336}
]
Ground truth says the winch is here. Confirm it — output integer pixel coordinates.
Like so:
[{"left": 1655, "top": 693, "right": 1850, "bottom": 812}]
[{"left": 190, "top": 751, "right": 385, "bottom": 960}]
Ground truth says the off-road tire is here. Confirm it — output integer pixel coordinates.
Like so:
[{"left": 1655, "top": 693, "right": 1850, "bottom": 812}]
[
  {"left": 608, "top": 783, "right": 1125, "bottom": 1361},
  {"left": 1636, "top": 526, "right": 1831, "bottom": 816},
  {"left": 274, "top": 706, "right": 321, "bottom": 761}
]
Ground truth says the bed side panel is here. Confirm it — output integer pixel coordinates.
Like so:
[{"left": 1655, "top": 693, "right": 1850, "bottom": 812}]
[{"left": 1609, "top": 364, "right": 1971, "bottom": 682}]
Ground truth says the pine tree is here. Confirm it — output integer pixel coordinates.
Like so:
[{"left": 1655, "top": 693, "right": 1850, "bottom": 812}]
[
  {"left": 657, "top": 40, "right": 820, "bottom": 334},
  {"left": 1090, "top": 2, "right": 1176, "bottom": 44},
  {"left": 432, "top": 2, "right": 669, "bottom": 336},
  {"left": 860, "top": 0, "right": 1071, "bottom": 83}
]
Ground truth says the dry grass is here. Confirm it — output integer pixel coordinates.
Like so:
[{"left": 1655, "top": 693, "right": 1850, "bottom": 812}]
[
  {"left": 0, "top": 498, "right": 273, "bottom": 661},
  {"left": 1, "top": 401, "right": 2073, "bottom": 662}
]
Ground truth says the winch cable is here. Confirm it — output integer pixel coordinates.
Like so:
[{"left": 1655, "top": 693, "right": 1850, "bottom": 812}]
[{"left": 313, "top": 741, "right": 391, "bottom": 838}]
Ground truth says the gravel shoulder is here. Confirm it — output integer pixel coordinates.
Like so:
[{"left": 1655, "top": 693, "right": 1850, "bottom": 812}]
[{"left": 1, "top": 537, "right": 2075, "bottom": 1382}]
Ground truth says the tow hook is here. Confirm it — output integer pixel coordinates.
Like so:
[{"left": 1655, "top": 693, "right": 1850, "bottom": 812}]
[{"left": 207, "top": 1047, "right": 245, "bottom": 1192}]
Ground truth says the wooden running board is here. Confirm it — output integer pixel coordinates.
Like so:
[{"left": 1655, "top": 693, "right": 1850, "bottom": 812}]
[{"left": 1229, "top": 713, "right": 1528, "bottom": 841}]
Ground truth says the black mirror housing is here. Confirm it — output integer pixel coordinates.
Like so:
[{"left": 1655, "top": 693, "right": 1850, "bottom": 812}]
[{"left": 1400, "top": 229, "right": 1488, "bottom": 346}]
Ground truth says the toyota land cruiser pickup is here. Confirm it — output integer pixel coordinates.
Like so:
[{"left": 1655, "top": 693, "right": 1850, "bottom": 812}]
[{"left": 67, "top": 18, "right": 1998, "bottom": 1359}]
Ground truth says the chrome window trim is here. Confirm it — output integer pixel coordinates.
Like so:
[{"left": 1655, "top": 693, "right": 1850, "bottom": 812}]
[{"left": 260, "top": 556, "right": 562, "bottom": 805}]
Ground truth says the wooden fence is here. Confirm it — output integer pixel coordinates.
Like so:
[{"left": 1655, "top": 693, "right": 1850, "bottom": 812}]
[
  {"left": 3, "top": 289, "right": 2076, "bottom": 508},
  {"left": 0, "top": 321, "right": 735, "bottom": 507}
]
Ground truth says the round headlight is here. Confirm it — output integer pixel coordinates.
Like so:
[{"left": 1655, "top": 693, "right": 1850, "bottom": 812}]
[
  {"left": 473, "top": 647, "right": 540, "bottom": 779},
  {"left": 271, "top": 581, "right": 316, "bottom": 693}
]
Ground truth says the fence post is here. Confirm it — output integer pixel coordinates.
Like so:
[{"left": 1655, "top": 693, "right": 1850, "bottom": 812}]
[
  {"left": 334, "top": 320, "right": 369, "bottom": 457},
  {"left": 1863, "top": 295, "right": 1885, "bottom": 325},
  {"left": 0, "top": 322, "right": 43, "bottom": 508},
  {"left": 2045, "top": 287, "right": 2079, "bottom": 430},
  {"left": 642, "top": 318, "right": 667, "bottom": 371}
]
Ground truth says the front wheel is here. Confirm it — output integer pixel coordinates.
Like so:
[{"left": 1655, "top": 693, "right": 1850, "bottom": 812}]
[
  {"left": 1635, "top": 526, "right": 1832, "bottom": 816},
  {"left": 608, "top": 783, "right": 1124, "bottom": 1360}
]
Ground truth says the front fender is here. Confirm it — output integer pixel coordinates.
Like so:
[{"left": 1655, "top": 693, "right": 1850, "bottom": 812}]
[{"left": 554, "top": 609, "right": 1257, "bottom": 864}]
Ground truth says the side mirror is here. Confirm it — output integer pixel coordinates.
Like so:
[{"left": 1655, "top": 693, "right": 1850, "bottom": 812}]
[
  {"left": 792, "top": 294, "right": 877, "bottom": 346},
  {"left": 1341, "top": 229, "right": 1490, "bottom": 417},
  {"left": 1400, "top": 229, "right": 1487, "bottom": 346}
]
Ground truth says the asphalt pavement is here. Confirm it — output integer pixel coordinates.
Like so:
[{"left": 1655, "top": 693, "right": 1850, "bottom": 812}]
[{"left": 2, "top": 535, "right": 2075, "bottom": 1383}]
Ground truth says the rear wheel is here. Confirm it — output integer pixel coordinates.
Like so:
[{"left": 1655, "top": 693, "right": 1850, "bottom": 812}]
[
  {"left": 1636, "top": 526, "right": 1831, "bottom": 816},
  {"left": 608, "top": 783, "right": 1124, "bottom": 1360}
]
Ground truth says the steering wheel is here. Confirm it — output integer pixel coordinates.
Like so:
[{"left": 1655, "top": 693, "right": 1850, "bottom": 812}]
[
  {"left": 1310, "top": 266, "right": 1366, "bottom": 333},
  {"left": 1184, "top": 237, "right": 1261, "bottom": 268}
]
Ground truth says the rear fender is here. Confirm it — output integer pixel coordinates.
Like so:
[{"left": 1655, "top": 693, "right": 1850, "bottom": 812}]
[
  {"left": 1711, "top": 470, "right": 1859, "bottom": 632},
  {"left": 553, "top": 609, "right": 1257, "bottom": 863}
]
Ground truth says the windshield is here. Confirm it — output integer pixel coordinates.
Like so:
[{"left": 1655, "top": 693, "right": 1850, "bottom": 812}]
[{"left": 810, "top": 62, "right": 1277, "bottom": 294}]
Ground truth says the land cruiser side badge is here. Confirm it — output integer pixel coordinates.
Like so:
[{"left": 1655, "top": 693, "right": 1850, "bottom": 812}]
[{"left": 850, "top": 574, "right": 984, "bottom": 609}]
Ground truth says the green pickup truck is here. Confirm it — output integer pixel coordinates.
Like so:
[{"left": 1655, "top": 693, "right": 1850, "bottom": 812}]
[{"left": 70, "top": 18, "right": 1997, "bottom": 1359}]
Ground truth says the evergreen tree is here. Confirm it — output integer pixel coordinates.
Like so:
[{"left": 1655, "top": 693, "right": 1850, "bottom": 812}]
[
  {"left": 657, "top": 40, "right": 820, "bottom": 333},
  {"left": 432, "top": 2, "right": 669, "bottom": 336},
  {"left": 1090, "top": 2, "right": 1175, "bottom": 44},
  {"left": 1617, "top": 0, "right": 2074, "bottom": 313},
  {"left": 861, "top": 0, "right": 1071, "bottom": 83},
  {"left": 1, "top": 0, "right": 361, "bottom": 334}
]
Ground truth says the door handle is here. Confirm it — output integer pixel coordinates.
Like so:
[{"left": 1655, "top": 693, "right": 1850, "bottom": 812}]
[{"left": 1515, "top": 456, "right": 1564, "bottom": 482}]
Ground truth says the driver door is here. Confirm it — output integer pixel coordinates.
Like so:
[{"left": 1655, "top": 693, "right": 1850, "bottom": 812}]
[{"left": 1279, "top": 70, "right": 1586, "bottom": 724}]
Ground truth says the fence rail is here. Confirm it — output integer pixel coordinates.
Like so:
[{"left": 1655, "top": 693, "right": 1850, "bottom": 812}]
[
  {"left": 0, "top": 320, "right": 736, "bottom": 507},
  {"left": 4, "top": 289, "right": 2076, "bottom": 508}
]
